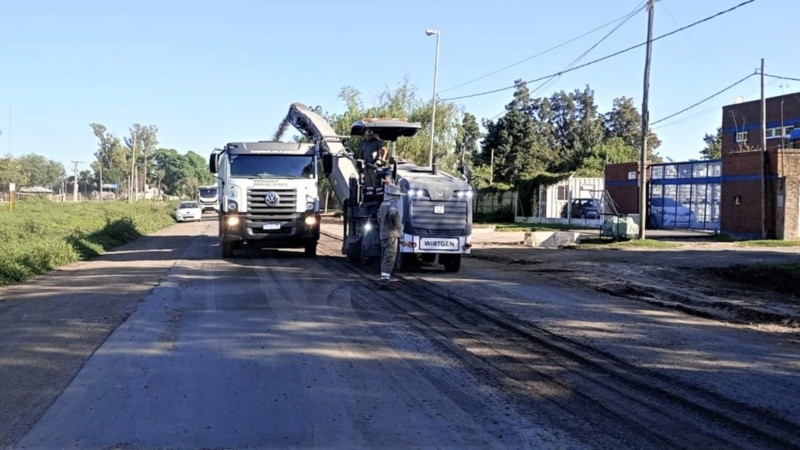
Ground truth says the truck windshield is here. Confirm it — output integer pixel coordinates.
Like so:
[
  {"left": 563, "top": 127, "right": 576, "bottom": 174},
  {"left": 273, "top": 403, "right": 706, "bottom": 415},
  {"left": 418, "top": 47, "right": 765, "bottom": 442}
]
[
  {"left": 199, "top": 188, "right": 217, "bottom": 197},
  {"left": 229, "top": 155, "right": 316, "bottom": 179}
]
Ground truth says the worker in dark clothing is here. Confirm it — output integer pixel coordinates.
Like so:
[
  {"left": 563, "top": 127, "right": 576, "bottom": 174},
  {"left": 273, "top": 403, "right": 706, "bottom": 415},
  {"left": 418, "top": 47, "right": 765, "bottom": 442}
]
[
  {"left": 378, "top": 183, "right": 404, "bottom": 290},
  {"left": 359, "top": 129, "right": 387, "bottom": 189}
]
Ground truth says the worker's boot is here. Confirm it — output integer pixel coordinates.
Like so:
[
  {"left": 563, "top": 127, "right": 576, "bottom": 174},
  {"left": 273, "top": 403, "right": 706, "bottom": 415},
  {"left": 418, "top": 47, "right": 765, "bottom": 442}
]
[{"left": 378, "top": 278, "right": 390, "bottom": 290}]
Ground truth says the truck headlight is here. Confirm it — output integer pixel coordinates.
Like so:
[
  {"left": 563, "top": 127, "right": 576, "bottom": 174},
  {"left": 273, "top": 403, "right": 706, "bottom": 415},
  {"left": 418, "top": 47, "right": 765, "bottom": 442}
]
[
  {"left": 304, "top": 215, "right": 317, "bottom": 226},
  {"left": 226, "top": 216, "right": 240, "bottom": 227},
  {"left": 364, "top": 222, "right": 372, "bottom": 233},
  {"left": 227, "top": 200, "right": 238, "bottom": 211}
]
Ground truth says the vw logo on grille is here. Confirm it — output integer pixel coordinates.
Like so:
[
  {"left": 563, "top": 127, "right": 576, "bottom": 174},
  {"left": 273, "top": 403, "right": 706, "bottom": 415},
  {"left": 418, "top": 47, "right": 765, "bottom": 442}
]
[
  {"left": 265, "top": 192, "right": 280, "bottom": 206},
  {"left": 436, "top": 191, "right": 444, "bottom": 198}
]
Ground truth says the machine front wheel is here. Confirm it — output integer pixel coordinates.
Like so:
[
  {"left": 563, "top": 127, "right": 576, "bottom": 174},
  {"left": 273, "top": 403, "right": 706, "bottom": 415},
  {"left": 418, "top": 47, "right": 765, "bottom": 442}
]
[{"left": 397, "top": 252, "right": 415, "bottom": 271}]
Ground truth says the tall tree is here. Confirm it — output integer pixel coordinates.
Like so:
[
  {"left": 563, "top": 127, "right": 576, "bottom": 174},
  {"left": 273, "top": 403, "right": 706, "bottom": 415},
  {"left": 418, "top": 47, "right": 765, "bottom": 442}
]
[
  {"left": 17, "top": 154, "right": 65, "bottom": 189},
  {"left": 90, "top": 123, "right": 127, "bottom": 197},
  {"left": 455, "top": 112, "right": 481, "bottom": 165},
  {"left": 78, "top": 169, "right": 95, "bottom": 197},
  {"left": 124, "top": 124, "right": 159, "bottom": 194},
  {"left": 0, "top": 154, "right": 27, "bottom": 187},
  {"left": 482, "top": 80, "right": 552, "bottom": 186},
  {"left": 150, "top": 148, "right": 214, "bottom": 197},
  {"left": 700, "top": 127, "right": 722, "bottom": 159},
  {"left": 544, "top": 86, "right": 606, "bottom": 174},
  {"left": 326, "top": 80, "right": 460, "bottom": 169},
  {"left": 605, "top": 96, "right": 662, "bottom": 162}
]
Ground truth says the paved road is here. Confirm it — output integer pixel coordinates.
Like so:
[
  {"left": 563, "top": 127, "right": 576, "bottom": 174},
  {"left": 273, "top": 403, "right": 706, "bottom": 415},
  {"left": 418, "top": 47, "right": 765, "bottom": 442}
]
[{"left": 2, "top": 219, "right": 799, "bottom": 449}]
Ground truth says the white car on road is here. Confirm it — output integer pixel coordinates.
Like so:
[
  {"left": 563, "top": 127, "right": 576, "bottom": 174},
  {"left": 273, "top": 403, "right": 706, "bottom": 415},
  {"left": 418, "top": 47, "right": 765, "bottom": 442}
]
[{"left": 175, "top": 201, "right": 202, "bottom": 222}]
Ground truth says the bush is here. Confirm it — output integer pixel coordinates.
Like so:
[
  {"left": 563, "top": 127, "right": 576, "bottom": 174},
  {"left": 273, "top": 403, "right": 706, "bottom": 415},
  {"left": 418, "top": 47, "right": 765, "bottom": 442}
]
[{"left": 474, "top": 204, "right": 514, "bottom": 223}]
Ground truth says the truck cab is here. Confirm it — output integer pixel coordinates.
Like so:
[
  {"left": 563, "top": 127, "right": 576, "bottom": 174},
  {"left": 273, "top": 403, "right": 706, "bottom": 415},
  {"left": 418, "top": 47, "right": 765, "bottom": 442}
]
[
  {"left": 197, "top": 184, "right": 219, "bottom": 214},
  {"left": 209, "top": 141, "right": 320, "bottom": 258}
]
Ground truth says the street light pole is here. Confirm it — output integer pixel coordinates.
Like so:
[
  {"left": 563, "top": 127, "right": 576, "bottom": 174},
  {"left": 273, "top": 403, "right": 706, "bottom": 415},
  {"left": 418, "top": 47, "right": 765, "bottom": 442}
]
[{"left": 425, "top": 29, "right": 440, "bottom": 168}]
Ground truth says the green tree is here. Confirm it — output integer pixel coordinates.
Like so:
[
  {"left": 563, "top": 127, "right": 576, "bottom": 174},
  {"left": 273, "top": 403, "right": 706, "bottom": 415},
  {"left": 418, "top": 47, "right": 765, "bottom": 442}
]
[
  {"left": 700, "top": 127, "right": 722, "bottom": 159},
  {"left": 150, "top": 148, "right": 213, "bottom": 197},
  {"left": 544, "top": 86, "right": 606, "bottom": 174},
  {"left": 326, "top": 80, "right": 460, "bottom": 169},
  {"left": 124, "top": 124, "right": 159, "bottom": 193},
  {"left": 481, "top": 80, "right": 554, "bottom": 185},
  {"left": 455, "top": 112, "right": 482, "bottom": 165},
  {"left": 78, "top": 169, "right": 95, "bottom": 197},
  {"left": 605, "top": 96, "right": 662, "bottom": 163},
  {"left": 597, "top": 136, "right": 639, "bottom": 165},
  {"left": 0, "top": 154, "right": 27, "bottom": 187},
  {"left": 17, "top": 154, "right": 65, "bottom": 189},
  {"left": 90, "top": 123, "right": 128, "bottom": 196}
]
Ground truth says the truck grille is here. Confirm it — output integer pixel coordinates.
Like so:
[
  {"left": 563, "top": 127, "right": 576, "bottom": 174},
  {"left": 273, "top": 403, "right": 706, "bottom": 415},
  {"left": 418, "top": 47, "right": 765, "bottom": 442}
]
[
  {"left": 410, "top": 199, "right": 469, "bottom": 235},
  {"left": 247, "top": 188, "right": 299, "bottom": 224}
]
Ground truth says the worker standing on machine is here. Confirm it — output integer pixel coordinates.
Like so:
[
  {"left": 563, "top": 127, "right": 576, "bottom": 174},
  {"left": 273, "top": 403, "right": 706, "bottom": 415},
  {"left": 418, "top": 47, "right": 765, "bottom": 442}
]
[{"left": 359, "top": 129, "right": 387, "bottom": 190}]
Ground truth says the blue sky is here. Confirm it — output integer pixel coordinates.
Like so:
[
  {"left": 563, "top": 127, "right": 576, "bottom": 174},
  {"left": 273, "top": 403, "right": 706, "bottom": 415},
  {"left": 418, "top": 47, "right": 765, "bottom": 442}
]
[{"left": 0, "top": 0, "right": 795, "bottom": 173}]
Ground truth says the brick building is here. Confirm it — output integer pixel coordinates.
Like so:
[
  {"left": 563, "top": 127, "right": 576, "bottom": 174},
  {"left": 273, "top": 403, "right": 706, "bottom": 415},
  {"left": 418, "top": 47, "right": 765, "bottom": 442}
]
[
  {"left": 721, "top": 93, "right": 800, "bottom": 239},
  {"left": 604, "top": 92, "right": 800, "bottom": 240}
]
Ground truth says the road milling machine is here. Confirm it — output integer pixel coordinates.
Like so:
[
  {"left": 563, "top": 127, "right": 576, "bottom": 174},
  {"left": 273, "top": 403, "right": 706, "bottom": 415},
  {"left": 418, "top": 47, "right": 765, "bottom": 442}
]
[{"left": 284, "top": 102, "right": 473, "bottom": 272}]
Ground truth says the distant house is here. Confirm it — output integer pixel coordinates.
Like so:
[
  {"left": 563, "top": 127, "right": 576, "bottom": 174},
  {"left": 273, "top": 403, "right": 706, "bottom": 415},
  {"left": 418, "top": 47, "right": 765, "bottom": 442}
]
[{"left": 18, "top": 186, "right": 54, "bottom": 194}]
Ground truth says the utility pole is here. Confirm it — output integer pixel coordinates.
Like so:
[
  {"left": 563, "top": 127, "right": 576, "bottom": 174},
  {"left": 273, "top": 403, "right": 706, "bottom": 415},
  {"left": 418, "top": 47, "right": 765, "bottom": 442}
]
[
  {"left": 638, "top": 0, "right": 654, "bottom": 240},
  {"left": 129, "top": 132, "right": 137, "bottom": 203},
  {"left": 760, "top": 58, "right": 767, "bottom": 239},
  {"left": 489, "top": 148, "right": 495, "bottom": 186},
  {"left": 70, "top": 161, "right": 83, "bottom": 202}
]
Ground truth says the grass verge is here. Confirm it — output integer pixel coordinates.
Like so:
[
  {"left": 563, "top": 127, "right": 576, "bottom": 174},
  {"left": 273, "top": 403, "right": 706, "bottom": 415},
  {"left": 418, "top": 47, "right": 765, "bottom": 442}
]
[{"left": 0, "top": 199, "right": 177, "bottom": 286}]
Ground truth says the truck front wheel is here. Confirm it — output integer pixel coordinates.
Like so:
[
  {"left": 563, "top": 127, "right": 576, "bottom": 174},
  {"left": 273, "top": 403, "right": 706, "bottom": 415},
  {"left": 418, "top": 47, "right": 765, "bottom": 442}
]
[
  {"left": 304, "top": 242, "right": 317, "bottom": 257},
  {"left": 221, "top": 240, "right": 236, "bottom": 258}
]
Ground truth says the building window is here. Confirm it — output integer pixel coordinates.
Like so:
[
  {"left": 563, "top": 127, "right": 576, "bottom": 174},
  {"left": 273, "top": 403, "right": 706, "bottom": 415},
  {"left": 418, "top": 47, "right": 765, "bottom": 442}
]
[
  {"left": 557, "top": 186, "right": 567, "bottom": 200},
  {"left": 736, "top": 131, "right": 748, "bottom": 143},
  {"left": 765, "top": 126, "right": 794, "bottom": 139}
]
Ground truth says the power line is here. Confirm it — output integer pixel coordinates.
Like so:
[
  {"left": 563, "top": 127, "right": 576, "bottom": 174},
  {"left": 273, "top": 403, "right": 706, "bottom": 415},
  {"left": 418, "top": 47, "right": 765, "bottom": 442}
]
[
  {"left": 530, "top": 1, "right": 646, "bottom": 97},
  {"left": 765, "top": 74, "right": 800, "bottom": 82},
  {"left": 651, "top": 72, "right": 756, "bottom": 125},
  {"left": 442, "top": 0, "right": 756, "bottom": 102},
  {"left": 440, "top": 2, "right": 647, "bottom": 94}
]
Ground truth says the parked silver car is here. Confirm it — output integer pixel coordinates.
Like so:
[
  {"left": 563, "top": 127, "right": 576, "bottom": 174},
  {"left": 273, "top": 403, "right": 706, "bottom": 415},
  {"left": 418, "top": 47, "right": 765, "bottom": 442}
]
[{"left": 175, "top": 201, "right": 202, "bottom": 222}]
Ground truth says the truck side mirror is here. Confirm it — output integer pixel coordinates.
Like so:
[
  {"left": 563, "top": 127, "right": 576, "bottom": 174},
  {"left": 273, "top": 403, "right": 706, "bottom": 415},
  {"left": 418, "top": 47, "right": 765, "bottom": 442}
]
[
  {"left": 209, "top": 153, "right": 218, "bottom": 174},
  {"left": 322, "top": 154, "right": 333, "bottom": 177}
]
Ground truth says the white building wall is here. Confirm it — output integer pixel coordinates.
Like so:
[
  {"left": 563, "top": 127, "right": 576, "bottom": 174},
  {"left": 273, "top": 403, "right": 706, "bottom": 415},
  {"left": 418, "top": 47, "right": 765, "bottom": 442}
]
[{"left": 544, "top": 177, "right": 605, "bottom": 218}]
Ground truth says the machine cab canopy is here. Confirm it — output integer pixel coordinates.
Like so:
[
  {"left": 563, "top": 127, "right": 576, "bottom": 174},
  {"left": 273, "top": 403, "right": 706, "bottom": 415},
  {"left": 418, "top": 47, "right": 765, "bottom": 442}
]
[{"left": 350, "top": 119, "right": 421, "bottom": 142}]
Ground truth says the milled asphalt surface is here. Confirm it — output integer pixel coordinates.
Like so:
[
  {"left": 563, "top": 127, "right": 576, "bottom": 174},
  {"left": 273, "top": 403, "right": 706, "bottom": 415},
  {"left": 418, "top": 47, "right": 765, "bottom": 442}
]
[{"left": 2, "top": 217, "right": 799, "bottom": 448}]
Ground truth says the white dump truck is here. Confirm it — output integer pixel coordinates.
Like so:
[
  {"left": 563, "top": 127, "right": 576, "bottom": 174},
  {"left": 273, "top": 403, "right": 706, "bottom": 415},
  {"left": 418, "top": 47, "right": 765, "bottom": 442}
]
[
  {"left": 197, "top": 184, "right": 219, "bottom": 214},
  {"left": 208, "top": 141, "right": 320, "bottom": 257}
]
